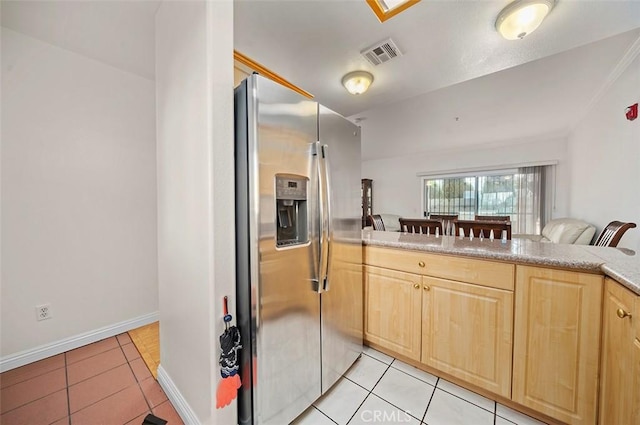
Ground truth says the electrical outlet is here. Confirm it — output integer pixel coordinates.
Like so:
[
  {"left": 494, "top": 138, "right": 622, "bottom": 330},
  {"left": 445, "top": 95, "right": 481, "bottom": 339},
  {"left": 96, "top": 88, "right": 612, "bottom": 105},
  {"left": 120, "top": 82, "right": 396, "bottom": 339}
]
[{"left": 35, "top": 304, "right": 52, "bottom": 321}]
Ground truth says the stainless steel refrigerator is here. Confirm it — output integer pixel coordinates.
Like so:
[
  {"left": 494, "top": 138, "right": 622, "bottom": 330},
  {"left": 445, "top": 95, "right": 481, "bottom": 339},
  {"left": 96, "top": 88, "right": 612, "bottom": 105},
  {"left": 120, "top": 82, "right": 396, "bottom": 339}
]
[{"left": 234, "top": 75, "right": 363, "bottom": 425}]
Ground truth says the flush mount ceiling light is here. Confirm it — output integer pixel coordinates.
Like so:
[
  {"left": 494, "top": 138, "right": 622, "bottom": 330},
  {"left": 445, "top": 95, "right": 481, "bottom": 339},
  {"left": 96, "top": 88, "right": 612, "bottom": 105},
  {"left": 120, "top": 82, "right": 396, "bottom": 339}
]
[
  {"left": 495, "top": 0, "right": 556, "bottom": 40},
  {"left": 342, "top": 71, "right": 374, "bottom": 95}
]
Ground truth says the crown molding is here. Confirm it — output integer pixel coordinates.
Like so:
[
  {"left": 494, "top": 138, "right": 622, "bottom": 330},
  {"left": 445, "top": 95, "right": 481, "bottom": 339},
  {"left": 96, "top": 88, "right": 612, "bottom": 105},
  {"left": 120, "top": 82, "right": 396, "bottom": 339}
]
[{"left": 234, "top": 50, "right": 313, "bottom": 99}]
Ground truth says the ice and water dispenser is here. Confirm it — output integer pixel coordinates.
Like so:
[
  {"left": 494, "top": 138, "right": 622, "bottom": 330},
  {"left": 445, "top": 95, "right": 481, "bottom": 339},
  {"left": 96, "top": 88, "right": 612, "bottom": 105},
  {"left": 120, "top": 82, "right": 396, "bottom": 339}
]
[{"left": 275, "top": 175, "right": 308, "bottom": 247}]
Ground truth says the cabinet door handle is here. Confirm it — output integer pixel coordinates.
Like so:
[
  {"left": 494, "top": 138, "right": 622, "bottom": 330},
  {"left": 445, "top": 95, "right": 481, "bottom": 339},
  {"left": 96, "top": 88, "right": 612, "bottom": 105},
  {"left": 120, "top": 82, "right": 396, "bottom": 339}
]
[
  {"left": 413, "top": 283, "right": 420, "bottom": 289},
  {"left": 616, "top": 308, "right": 632, "bottom": 319},
  {"left": 423, "top": 285, "right": 430, "bottom": 291},
  {"left": 418, "top": 261, "right": 425, "bottom": 268}
]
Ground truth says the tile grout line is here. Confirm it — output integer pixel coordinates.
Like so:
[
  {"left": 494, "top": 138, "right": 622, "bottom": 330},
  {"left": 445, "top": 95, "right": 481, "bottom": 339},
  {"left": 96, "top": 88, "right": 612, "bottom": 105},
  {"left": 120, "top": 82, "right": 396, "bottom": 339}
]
[
  {"left": 67, "top": 359, "right": 129, "bottom": 387},
  {"left": 65, "top": 338, "right": 121, "bottom": 366},
  {"left": 0, "top": 363, "right": 67, "bottom": 392},
  {"left": 312, "top": 405, "right": 339, "bottom": 425},
  {"left": 65, "top": 369, "right": 144, "bottom": 416},
  {"left": 352, "top": 352, "right": 441, "bottom": 424},
  {"left": 123, "top": 339, "right": 154, "bottom": 414},
  {"left": 346, "top": 358, "right": 393, "bottom": 424},
  {"left": 421, "top": 376, "right": 439, "bottom": 424},
  {"left": 65, "top": 335, "right": 150, "bottom": 419},
  {"left": 383, "top": 359, "right": 434, "bottom": 424},
  {"left": 433, "top": 381, "right": 496, "bottom": 415},
  {"left": 371, "top": 355, "right": 447, "bottom": 424},
  {"left": 382, "top": 354, "right": 501, "bottom": 419},
  {"left": 65, "top": 352, "right": 71, "bottom": 424},
  {"left": 388, "top": 363, "right": 436, "bottom": 386},
  {"left": 345, "top": 353, "right": 402, "bottom": 425},
  {"left": 0, "top": 374, "right": 69, "bottom": 416},
  {"left": 3, "top": 348, "right": 125, "bottom": 421},
  {"left": 119, "top": 333, "right": 156, "bottom": 421}
]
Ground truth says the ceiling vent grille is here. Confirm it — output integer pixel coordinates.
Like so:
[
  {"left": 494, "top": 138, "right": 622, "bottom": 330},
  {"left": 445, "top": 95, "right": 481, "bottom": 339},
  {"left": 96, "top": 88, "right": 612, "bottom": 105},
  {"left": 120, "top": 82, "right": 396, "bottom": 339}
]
[{"left": 361, "top": 38, "right": 402, "bottom": 66}]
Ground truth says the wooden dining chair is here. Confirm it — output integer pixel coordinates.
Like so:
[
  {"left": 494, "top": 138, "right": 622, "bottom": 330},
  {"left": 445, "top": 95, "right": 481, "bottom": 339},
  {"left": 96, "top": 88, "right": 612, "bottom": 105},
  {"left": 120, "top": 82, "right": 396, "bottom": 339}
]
[
  {"left": 474, "top": 215, "right": 511, "bottom": 222},
  {"left": 592, "top": 221, "right": 637, "bottom": 247},
  {"left": 456, "top": 220, "right": 512, "bottom": 240},
  {"left": 399, "top": 218, "right": 442, "bottom": 235},
  {"left": 368, "top": 214, "right": 386, "bottom": 231},
  {"left": 428, "top": 214, "right": 458, "bottom": 235}
]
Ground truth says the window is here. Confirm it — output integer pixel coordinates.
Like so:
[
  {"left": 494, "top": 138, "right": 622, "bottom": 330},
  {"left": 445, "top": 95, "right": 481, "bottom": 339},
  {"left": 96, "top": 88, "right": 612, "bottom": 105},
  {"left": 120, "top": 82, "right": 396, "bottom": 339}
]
[{"left": 423, "top": 166, "right": 548, "bottom": 235}]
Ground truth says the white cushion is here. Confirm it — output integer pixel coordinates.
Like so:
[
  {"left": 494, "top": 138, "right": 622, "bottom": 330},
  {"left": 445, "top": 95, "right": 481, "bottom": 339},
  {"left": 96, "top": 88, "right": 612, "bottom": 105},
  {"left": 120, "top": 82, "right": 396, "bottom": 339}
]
[
  {"left": 541, "top": 218, "right": 596, "bottom": 245},
  {"left": 378, "top": 213, "right": 402, "bottom": 232}
]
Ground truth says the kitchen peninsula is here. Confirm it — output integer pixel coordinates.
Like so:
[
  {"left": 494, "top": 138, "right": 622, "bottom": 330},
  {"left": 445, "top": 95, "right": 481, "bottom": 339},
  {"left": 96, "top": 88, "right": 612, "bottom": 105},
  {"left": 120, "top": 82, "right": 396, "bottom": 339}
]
[{"left": 362, "top": 230, "right": 640, "bottom": 425}]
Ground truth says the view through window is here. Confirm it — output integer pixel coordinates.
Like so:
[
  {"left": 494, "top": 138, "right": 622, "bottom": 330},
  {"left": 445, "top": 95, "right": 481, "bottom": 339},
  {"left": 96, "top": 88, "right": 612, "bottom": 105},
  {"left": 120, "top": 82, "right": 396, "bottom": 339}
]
[{"left": 423, "top": 166, "right": 546, "bottom": 234}]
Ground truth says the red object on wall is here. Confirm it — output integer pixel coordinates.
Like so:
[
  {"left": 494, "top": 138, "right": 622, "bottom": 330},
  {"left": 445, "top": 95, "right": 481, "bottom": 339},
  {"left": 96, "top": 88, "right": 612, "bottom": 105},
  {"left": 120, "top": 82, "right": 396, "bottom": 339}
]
[{"left": 626, "top": 103, "right": 638, "bottom": 121}]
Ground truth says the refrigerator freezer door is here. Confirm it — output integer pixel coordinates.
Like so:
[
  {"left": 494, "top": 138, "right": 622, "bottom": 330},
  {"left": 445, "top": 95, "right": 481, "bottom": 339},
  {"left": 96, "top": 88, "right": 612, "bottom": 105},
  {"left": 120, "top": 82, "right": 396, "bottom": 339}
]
[
  {"left": 318, "top": 106, "right": 363, "bottom": 394},
  {"left": 236, "top": 75, "right": 322, "bottom": 425}
]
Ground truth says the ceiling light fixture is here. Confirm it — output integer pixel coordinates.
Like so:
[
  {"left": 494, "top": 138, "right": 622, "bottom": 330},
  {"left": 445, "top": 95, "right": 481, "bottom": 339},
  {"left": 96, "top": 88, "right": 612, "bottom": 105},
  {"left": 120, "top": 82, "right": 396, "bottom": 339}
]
[
  {"left": 342, "top": 71, "right": 374, "bottom": 95},
  {"left": 495, "top": 0, "right": 555, "bottom": 40}
]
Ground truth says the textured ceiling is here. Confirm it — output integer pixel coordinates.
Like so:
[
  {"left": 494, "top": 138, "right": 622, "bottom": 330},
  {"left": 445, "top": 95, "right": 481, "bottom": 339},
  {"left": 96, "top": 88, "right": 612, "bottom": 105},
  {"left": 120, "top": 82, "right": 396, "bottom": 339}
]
[
  {"left": 235, "top": 0, "right": 640, "bottom": 117},
  {"left": 2, "top": 0, "right": 639, "bottom": 128}
]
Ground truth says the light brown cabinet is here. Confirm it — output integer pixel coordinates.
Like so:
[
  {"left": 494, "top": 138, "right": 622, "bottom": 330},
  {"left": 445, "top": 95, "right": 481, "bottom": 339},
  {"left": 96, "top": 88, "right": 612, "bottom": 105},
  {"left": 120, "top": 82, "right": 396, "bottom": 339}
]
[
  {"left": 363, "top": 246, "right": 514, "bottom": 397},
  {"left": 512, "top": 266, "right": 603, "bottom": 425},
  {"left": 363, "top": 245, "right": 640, "bottom": 425},
  {"left": 421, "top": 276, "right": 513, "bottom": 398},
  {"left": 364, "top": 265, "right": 422, "bottom": 361},
  {"left": 599, "top": 278, "right": 638, "bottom": 425}
]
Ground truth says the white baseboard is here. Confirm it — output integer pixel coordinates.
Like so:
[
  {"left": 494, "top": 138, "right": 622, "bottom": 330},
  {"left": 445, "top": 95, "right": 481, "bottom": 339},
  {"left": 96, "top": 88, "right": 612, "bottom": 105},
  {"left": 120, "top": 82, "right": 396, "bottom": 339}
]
[
  {"left": 157, "top": 365, "right": 200, "bottom": 425},
  {"left": 0, "top": 311, "right": 159, "bottom": 372}
]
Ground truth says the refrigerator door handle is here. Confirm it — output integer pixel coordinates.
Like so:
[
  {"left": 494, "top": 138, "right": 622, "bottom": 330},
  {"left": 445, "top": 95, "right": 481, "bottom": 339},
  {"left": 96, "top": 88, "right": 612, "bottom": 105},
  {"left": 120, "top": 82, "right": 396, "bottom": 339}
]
[
  {"left": 321, "top": 144, "right": 332, "bottom": 292},
  {"left": 313, "top": 141, "right": 328, "bottom": 293}
]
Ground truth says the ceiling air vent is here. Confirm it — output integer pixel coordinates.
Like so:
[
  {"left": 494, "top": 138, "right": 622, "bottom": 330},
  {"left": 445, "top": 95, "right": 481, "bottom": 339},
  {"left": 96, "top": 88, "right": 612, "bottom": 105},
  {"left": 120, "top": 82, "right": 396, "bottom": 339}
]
[{"left": 361, "top": 38, "right": 402, "bottom": 66}]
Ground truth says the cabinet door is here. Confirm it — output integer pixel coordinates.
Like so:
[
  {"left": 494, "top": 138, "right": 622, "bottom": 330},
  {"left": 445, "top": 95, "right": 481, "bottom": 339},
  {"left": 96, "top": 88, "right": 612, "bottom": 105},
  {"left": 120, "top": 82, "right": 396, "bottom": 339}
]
[
  {"left": 513, "top": 266, "right": 602, "bottom": 425},
  {"left": 599, "top": 278, "right": 636, "bottom": 424},
  {"left": 364, "top": 265, "right": 422, "bottom": 361},
  {"left": 421, "top": 277, "right": 513, "bottom": 398}
]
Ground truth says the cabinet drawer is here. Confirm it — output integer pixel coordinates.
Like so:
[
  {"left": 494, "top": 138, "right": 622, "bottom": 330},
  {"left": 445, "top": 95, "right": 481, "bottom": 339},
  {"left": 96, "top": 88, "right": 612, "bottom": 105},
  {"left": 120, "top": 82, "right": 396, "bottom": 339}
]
[{"left": 364, "top": 246, "right": 514, "bottom": 291}]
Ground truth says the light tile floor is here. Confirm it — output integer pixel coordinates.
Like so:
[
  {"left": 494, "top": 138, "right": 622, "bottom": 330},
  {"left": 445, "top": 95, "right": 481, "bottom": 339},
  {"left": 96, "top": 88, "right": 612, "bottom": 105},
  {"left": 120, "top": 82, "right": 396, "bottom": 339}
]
[{"left": 294, "top": 346, "right": 548, "bottom": 425}]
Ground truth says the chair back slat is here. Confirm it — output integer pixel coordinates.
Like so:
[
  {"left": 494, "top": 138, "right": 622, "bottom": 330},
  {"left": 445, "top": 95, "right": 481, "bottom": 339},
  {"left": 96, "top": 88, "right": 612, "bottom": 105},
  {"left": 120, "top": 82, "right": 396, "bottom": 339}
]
[
  {"left": 399, "top": 218, "right": 512, "bottom": 240},
  {"left": 399, "top": 218, "right": 442, "bottom": 235},
  {"left": 454, "top": 220, "right": 512, "bottom": 240},
  {"left": 593, "top": 221, "right": 636, "bottom": 247},
  {"left": 369, "top": 214, "right": 386, "bottom": 231}
]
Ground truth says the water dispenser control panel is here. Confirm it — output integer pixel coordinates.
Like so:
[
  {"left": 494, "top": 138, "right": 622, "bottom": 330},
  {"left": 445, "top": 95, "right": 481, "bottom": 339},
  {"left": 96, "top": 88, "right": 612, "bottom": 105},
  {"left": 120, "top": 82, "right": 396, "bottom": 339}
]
[{"left": 275, "top": 175, "right": 308, "bottom": 247}]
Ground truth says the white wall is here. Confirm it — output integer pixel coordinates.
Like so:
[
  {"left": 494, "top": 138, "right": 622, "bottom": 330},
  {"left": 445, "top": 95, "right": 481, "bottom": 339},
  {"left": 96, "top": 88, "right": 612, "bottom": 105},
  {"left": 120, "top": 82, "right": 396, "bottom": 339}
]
[
  {"left": 1, "top": 28, "right": 158, "bottom": 357},
  {"left": 567, "top": 49, "right": 640, "bottom": 251},
  {"left": 357, "top": 31, "right": 640, "bottom": 230},
  {"left": 362, "top": 135, "right": 569, "bottom": 220},
  {"left": 155, "top": 1, "right": 235, "bottom": 423}
]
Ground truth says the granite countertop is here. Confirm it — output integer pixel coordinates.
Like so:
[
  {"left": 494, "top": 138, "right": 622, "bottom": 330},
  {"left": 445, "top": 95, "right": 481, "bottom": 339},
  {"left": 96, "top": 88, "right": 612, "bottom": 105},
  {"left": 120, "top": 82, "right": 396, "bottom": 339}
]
[{"left": 362, "top": 229, "right": 640, "bottom": 295}]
